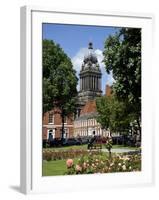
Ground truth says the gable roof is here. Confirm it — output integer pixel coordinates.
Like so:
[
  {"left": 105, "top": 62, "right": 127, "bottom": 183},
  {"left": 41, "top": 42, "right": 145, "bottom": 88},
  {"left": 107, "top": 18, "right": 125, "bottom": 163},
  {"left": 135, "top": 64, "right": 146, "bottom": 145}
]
[{"left": 80, "top": 100, "right": 97, "bottom": 115}]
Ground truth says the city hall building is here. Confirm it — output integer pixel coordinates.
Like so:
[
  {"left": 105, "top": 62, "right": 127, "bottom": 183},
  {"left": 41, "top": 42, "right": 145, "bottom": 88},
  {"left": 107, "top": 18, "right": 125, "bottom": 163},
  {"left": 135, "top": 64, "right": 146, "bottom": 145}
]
[{"left": 74, "top": 42, "right": 111, "bottom": 137}]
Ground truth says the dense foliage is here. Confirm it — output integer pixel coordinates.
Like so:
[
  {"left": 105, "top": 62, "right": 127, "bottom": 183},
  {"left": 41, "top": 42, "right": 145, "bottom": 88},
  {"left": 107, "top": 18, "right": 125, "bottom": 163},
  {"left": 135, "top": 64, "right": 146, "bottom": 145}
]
[
  {"left": 101, "top": 28, "right": 141, "bottom": 134},
  {"left": 96, "top": 96, "right": 132, "bottom": 134},
  {"left": 43, "top": 40, "right": 78, "bottom": 139}
]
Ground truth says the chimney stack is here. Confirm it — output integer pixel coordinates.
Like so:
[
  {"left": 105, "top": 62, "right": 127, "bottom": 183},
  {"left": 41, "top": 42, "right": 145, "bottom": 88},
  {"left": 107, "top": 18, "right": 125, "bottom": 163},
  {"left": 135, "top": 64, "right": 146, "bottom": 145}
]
[{"left": 105, "top": 85, "right": 112, "bottom": 97}]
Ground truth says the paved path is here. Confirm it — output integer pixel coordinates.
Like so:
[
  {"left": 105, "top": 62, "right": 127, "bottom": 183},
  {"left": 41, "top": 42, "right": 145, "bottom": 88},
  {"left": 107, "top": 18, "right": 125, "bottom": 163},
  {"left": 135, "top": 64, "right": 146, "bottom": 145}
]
[{"left": 102, "top": 148, "right": 139, "bottom": 153}]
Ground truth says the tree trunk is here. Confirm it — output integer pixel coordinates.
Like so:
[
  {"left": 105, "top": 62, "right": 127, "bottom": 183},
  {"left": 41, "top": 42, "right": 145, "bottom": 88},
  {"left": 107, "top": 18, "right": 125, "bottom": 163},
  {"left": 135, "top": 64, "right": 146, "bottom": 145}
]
[
  {"left": 61, "top": 113, "right": 65, "bottom": 140},
  {"left": 109, "top": 149, "right": 111, "bottom": 159},
  {"left": 109, "top": 130, "right": 112, "bottom": 137}
]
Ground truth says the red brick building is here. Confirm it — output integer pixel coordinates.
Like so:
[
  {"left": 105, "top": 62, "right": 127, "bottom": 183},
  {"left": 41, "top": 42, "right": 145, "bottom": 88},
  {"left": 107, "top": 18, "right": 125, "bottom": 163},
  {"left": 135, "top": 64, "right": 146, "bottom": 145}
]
[
  {"left": 42, "top": 108, "right": 74, "bottom": 140},
  {"left": 42, "top": 84, "right": 112, "bottom": 140}
]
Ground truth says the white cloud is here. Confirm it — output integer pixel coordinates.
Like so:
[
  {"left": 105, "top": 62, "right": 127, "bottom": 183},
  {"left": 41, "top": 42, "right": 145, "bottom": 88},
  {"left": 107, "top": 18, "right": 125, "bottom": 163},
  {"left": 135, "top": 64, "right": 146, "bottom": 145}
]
[
  {"left": 71, "top": 47, "right": 105, "bottom": 74},
  {"left": 95, "top": 49, "right": 114, "bottom": 87},
  {"left": 94, "top": 49, "right": 104, "bottom": 68},
  {"left": 106, "top": 71, "right": 114, "bottom": 85},
  {"left": 71, "top": 47, "right": 114, "bottom": 91},
  {"left": 71, "top": 48, "right": 88, "bottom": 74},
  {"left": 71, "top": 48, "right": 88, "bottom": 91}
]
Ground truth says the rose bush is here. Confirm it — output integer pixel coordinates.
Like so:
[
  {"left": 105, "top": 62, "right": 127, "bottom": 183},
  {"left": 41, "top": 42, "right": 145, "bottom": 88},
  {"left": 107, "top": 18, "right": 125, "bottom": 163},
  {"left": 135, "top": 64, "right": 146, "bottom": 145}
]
[
  {"left": 66, "top": 159, "right": 74, "bottom": 168},
  {"left": 66, "top": 153, "right": 141, "bottom": 175}
]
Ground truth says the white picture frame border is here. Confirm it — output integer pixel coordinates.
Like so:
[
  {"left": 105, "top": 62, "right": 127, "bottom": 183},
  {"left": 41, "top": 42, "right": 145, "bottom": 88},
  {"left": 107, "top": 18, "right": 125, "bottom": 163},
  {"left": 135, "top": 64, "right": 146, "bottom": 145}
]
[{"left": 20, "top": 6, "right": 154, "bottom": 194}]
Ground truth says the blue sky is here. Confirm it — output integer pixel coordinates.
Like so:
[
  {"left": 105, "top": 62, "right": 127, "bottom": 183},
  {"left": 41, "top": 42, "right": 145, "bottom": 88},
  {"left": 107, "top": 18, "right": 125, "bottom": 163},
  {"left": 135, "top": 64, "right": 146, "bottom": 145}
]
[{"left": 43, "top": 23, "right": 119, "bottom": 93}]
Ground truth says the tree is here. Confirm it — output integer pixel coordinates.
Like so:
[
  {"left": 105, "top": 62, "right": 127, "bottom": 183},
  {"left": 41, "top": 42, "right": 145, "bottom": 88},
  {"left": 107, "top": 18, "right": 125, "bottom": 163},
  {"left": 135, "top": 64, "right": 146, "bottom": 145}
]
[
  {"left": 43, "top": 39, "right": 78, "bottom": 139},
  {"left": 96, "top": 96, "right": 132, "bottom": 135},
  {"left": 103, "top": 28, "right": 141, "bottom": 134}
]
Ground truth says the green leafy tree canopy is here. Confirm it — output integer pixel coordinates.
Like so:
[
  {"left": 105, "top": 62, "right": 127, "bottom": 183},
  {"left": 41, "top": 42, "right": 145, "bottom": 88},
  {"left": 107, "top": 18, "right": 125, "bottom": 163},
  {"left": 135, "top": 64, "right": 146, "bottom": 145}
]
[
  {"left": 43, "top": 39, "right": 78, "bottom": 139},
  {"left": 96, "top": 96, "right": 132, "bottom": 134},
  {"left": 103, "top": 28, "right": 141, "bottom": 131}
]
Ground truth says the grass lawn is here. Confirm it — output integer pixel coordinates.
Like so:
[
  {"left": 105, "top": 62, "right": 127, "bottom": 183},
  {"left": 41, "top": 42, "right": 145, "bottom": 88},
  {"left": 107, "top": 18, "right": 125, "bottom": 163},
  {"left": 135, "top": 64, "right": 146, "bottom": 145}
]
[
  {"left": 42, "top": 150, "right": 141, "bottom": 176},
  {"left": 42, "top": 159, "right": 67, "bottom": 176},
  {"left": 43, "top": 158, "right": 78, "bottom": 176},
  {"left": 42, "top": 153, "right": 109, "bottom": 176},
  {"left": 43, "top": 144, "right": 139, "bottom": 152},
  {"left": 42, "top": 152, "right": 109, "bottom": 176},
  {"left": 42, "top": 145, "right": 140, "bottom": 176},
  {"left": 44, "top": 144, "right": 88, "bottom": 151}
]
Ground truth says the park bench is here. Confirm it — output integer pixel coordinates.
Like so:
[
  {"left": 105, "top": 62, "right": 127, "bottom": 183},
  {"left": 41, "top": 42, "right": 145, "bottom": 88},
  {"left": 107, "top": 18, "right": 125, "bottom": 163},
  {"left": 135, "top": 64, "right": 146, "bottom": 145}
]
[
  {"left": 87, "top": 136, "right": 103, "bottom": 150},
  {"left": 88, "top": 142, "right": 102, "bottom": 150}
]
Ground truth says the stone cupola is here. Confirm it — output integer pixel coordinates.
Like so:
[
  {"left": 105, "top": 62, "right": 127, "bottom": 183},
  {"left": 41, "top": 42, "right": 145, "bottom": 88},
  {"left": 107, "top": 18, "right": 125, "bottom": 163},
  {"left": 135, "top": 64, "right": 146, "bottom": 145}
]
[{"left": 78, "top": 42, "right": 102, "bottom": 105}]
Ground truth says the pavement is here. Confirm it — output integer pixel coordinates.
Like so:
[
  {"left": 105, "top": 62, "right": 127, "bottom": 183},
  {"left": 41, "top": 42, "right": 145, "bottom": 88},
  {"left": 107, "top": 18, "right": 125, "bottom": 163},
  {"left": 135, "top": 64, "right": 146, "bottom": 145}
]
[{"left": 102, "top": 148, "right": 139, "bottom": 153}]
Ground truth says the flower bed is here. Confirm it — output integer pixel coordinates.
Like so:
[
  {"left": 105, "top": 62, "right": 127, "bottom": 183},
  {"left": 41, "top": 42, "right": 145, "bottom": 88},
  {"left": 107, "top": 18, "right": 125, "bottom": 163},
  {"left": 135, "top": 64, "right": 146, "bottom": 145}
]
[
  {"left": 43, "top": 149, "right": 102, "bottom": 161},
  {"left": 66, "top": 153, "right": 141, "bottom": 174}
]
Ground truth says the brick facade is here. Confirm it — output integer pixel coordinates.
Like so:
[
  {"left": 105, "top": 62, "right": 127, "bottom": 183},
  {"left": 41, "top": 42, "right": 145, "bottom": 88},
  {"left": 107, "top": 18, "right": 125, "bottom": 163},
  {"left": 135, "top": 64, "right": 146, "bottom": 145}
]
[
  {"left": 42, "top": 108, "right": 74, "bottom": 140},
  {"left": 74, "top": 100, "right": 109, "bottom": 137},
  {"left": 42, "top": 84, "right": 112, "bottom": 140},
  {"left": 73, "top": 84, "right": 112, "bottom": 137}
]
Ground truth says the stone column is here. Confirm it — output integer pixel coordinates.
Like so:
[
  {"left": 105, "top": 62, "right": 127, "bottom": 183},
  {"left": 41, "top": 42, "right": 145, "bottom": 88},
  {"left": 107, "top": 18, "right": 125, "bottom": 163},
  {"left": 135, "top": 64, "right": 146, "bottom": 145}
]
[
  {"left": 85, "top": 76, "right": 86, "bottom": 90},
  {"left": 85, "top": 77, "right": 86, "bottom": 90},
  {"left": 82, "top": 77, "right": 84, "bottom": 90},
  {"left": 87, "top": 76, "right": 89, "bottom": 90},
  {"left": 80, "top": 77, "right": 82, "bottom": 90},
  {"left": 95, "top": 76, "right": 97, "bottom": 90},
  {"left": 83, "top": 77, "right": 84, "bottom": 90},
  {"left": 93, "top": 76, "right": 95, "bottom": 90},
  {"left": 83, "top": 77, "right": 85, "bottom": 90},
  {"left": 85, "top": 76, "right": 87, "bottom": 90},
  {"left": 99, "top": 77, "right": 101, "bottom": 90},
  {"left": 88, "top": 76, "right": 89, "bottom": 90},
  {"left": 93, "top": 76, "right": 94, "bottom": 90},
  {"left": 90, "top": 76, "right": 92, "bottom": 90},
  {"left": 81, "top": 77, "right": 82, "bottom": 90},
  {"left": 86, "top": 76, "right": 88, "bottom": 90}
]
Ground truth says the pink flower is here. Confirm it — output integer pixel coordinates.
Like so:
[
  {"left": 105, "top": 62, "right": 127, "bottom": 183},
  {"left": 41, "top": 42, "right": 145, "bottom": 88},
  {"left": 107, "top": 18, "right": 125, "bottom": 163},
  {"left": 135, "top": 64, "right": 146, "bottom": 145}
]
[
  {"left": 76, "top": 164, "right": 82, "bottom": 172},
  {"left": 66, "top": 159, "right": 73, "bottom": 168}
]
